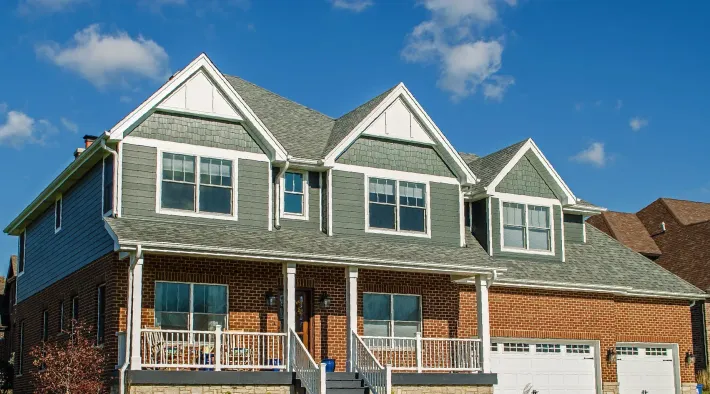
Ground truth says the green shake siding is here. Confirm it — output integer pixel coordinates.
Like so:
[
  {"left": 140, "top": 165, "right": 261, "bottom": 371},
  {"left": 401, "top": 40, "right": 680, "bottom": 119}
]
[
  {"left": 331, "top": 170, "right": 461, "bottom": 246},
  {"left": 121, "top": 144, "right": 269, "bottom": 229}
]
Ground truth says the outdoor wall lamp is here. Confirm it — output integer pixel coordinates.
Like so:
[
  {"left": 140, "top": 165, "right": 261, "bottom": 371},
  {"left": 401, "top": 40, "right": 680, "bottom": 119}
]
[
  {"left": 319, "top": 292, "right": 332, "bottom": 308},
  {"left": 264, "top": 290, "right": 277, "bottom": 307},
  {"left": 606, "top": 348, "right": 617, "bottom": 363},
  {"left": 686, "top": 352, "right": 696, "bottom": 366}
]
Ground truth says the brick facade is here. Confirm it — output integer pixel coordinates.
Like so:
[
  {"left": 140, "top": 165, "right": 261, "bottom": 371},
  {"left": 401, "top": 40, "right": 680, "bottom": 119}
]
[{"left": 11, "top": 252, "right": 699, "bottom": 393}]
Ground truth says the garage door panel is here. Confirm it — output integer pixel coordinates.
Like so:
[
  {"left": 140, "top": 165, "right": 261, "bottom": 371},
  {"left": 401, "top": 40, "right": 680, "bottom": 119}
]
[{"left": 617, "top": 345, "right": 676, "bottom": 394}]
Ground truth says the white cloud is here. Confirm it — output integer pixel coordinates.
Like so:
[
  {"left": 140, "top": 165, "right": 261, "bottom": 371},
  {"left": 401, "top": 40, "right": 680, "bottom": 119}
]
[
  {"left": 60, "top": 117, "right": 78, "bottom": 133},
  {"left": 402, "top": 0, "right": 515, "bottom": 101},
  {"left": 0, "top": 111, "right": 57, "bottom": 147},
  {"left": 571, "top": 142, "right": 607, "bottom": 167},
  {"left": 18, "top": 0, "right": 87, "bottom": 14},
  {"left": 36, "top": 24, "right": 170, "bottom": 88},
  {"left": 119, "top": 96, "right": 132, "bottom": 103},
  {"left": 330, "top": 0, "right": 372, "bottom": 12},
  {"left": 629, "top": 116, "right": 648, "bottom": 131},
  {"left": 615, "top": 99, "right": 623, "bottom": 110}
]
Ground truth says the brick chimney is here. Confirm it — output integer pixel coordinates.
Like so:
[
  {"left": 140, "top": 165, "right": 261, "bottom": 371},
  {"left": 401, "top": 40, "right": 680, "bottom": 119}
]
[{"left": 74, "top": 135, "right": 98, "bottom": 160}]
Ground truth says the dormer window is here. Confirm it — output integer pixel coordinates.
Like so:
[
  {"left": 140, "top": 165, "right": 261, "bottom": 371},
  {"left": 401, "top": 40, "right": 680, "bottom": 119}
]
[
  {"left": 282, "top": 171, "right": 307, "bottom": 217},
  {"left": 502, "top": 201, "right": 552, "bottom": 253},
  {"left": 367, "top": 177, "right": 428, "bottom": 235}
]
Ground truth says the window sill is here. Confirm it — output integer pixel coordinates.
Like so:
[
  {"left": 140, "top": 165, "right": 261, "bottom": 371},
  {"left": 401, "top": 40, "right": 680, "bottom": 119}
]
[
  {"left": 281, "top": 213, "right": 308, "bottom": 221},
  {"left": 158, "top": 208, "right": 238, "bottom": 221},
  {"left": 365, "top": 228, "right": 430, "bottom": 239},
  {"left": 501, "top": 247, "right": 555, "bottom": 257},
  {"left": 54, "top": 227, "right": 62, "bottom": 234}
]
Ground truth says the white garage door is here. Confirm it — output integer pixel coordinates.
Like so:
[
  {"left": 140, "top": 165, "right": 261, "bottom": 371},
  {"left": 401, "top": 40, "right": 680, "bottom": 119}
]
[
  {"left": 491, "top": 341, "right": 597, "bottom": 394},
  {"left": 617, "top": 345, "right": 676, "bottom": 394}
]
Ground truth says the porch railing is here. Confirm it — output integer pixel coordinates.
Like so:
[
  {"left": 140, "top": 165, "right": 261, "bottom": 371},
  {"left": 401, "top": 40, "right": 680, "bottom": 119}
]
[
  {"left": 353, "top": 331, "right": 391, "bottom": 394},
  {"left": 140, "top": 327, "right": 286, "bottom": 370},
  {"left": 362, "top": 332, "right": 482, "bottom": 372},
  {"left": 289, "top": 329, "right": 325, "bottom": 394}
]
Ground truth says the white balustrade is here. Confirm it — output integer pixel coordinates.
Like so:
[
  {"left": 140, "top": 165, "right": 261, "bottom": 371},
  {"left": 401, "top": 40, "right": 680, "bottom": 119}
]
[
  {"left": 353, "top": 331, "right": 391, "bottom": 394},
  {"left": 362, "top": 332, "right": 482, "bottom": 372},
  {"left": 221, "top": 331, "right": 286, "bottom": 370},
  {"left": 289, "top": 329, "right": 325, "bottom": 394}
]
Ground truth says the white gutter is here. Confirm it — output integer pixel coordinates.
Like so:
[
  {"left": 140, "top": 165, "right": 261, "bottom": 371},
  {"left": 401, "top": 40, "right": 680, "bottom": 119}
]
[
  {"left": 99, "top": 137, "right": 119, "bottom": 217},
  {"left": 273, "top": 162, "right": 289, "bottom": 230},
  {"left": 118, "top": 245, "right": 139, "bottom": 394}
]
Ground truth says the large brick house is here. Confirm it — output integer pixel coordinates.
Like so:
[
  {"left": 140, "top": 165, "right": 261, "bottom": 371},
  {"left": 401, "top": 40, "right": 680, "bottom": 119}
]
[
  {"left": 588, "top": 198, "right": 710, "bottom": 373},
  {"left": 3, "top": 54, "right": 703, "bottom": 394}
]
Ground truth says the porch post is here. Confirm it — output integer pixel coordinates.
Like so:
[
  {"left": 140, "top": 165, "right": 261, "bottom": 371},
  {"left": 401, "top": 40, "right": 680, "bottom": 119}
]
[
  {"left": 283, "top": 263, "right": 296, "bottom": 371},
  {"left": 129, "top": 247, "right": 144, "bottom": 371},
  {"left": 345, "top": 266, "right": 358, "bottom": 372},
  {"left": 476, "top": 275, "right": 491, "bottom": 373}
]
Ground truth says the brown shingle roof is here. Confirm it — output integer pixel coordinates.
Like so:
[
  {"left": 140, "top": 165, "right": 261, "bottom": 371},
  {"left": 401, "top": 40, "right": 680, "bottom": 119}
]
[
  {"left": 591, "top": 211, "right": 662, "bottom": 257},
  {"left": 661, "top": 198, "right": 710, "bottom": 226}
]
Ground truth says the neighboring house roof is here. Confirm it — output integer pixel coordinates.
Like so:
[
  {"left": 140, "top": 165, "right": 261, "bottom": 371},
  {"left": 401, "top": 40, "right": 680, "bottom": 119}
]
[
  {"left": 587, "top": 211, "right": 662, "bottom": 257},
  {"left": 661, "top": 198, "right": 710, "bottom": 226},
  {"left": 7, "top": 256, "right": 16, "bottom": 280},
  {"left": 466, "top": 139, "right": 528, "bottom": 195},
  {"left": 105, "top": 217, "right": 704, "bottom": 299}
]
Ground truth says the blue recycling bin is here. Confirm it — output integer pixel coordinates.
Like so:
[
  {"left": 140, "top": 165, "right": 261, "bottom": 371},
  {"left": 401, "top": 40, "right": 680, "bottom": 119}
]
[
  {"left": 321, "top": 358, "right": 336, "bottom": 372},
  {"left": 697, "top": 383, "right": 703, "bottom": 394},
  {"left": 268, "top": 358, "right": 282, "bottom": 372}
]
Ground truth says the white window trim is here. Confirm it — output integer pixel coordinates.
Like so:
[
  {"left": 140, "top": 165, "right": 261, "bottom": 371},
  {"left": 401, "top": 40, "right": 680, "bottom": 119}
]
[
  {"left": 154, "top": 280, "right": 229, "bottom": 332},
  {"left": 17, "top": 230, "right": 25, "bottom": 276},
  {"left": 280, "top": 170, "right": 309, "bottom": 220},
  {"left": 71, "top": 295, "right": 79, "bottom": 323},
  {"left": 156, "top": 148, "right": 239, "bottom": 221},
  {"left": 365, "top": 177, "right": 432, "bottom": 239},
  {"left": 54, "top": 195, "right": 63, "bottom": 234},
  {"left": 498, "top": 196, "right": 556, "bottom": 257},
  {"left": 363, "top": 292, "right": 422, "bottom": 339},
  {"left": 102, "top": 155, "right": 115, "bottom": 218}
]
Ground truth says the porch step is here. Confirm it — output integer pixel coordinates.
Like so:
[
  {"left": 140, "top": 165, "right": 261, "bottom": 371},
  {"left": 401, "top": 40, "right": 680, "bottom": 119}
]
[{"left": 326, "top": 372, "right": 368, "bottom": 394}]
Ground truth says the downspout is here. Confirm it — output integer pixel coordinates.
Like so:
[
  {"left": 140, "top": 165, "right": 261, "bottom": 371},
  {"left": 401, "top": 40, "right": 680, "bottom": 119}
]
[
  {"left": 100, "top": 138, "right": 119, "bottom": 217},
  {"left": 118, "top": 245, "right": 139, "bottom": 394},
  {"left": 273, "top": 162, "right": 290, "bottom": 230}
]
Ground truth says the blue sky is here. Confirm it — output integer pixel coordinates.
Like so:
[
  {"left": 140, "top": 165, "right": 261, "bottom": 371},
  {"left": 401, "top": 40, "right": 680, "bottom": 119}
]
[{"left": 1, "top": 0, "right": 709, "bottom": 272}]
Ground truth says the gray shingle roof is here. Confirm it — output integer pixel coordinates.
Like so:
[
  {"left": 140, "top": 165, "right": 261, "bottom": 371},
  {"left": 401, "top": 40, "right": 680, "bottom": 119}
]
[
  {"left": 105, "top": 217, "right": 704, "bottom": 298},
  {"left": 458, "top": 152, "right": 480, "bottom": 165},
  {"left": 467, "top": 139, "right": 528, "bottom": 194}
]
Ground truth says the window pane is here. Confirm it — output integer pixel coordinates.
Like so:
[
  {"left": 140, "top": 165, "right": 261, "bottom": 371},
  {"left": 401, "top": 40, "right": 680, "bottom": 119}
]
[
  {"left": 399, "top": 206, "right": 425, "bottom": 232},
  {"left": 394, "top": 321, "right": 419, "bottom": 338},
  {"left": 369, "top": 178, "right": 395, "bottom": 204},
  {"left": 183, "top": 156, "right": 195, "bottom": 183},
  {"left": 529, "top": 228, "right": 550, "bottom": 250},
  {"left": 193, "top": 285, "right": 227, "bottom": 314},
  {"left": 163, "top": 154, "right": 174, "bottom": 180},
  {"left": 284, "top": 193, "right": 304, "bottom": 214},
  {"left": 399, "top": 182, "right": 425, "bottom": 208},
  {"left": 503, "top": 226, "right": 525, "bottom": 248},
  {"left": 155, "top": 282, "right": 190, "bottom": 313},
  {"left": 369, "top": 203, "right": 396, "bottom": 229},
  {"left": 528, "top": 206, "right": 549, "bottom": 228},
  {"left": 363, "top": 294, "right": 391, "bottom": 320},
  {"left": 200, "top": 185, "right": 231, "bottom": 214},
  {"left": 364, "top": 321, "right": 390, "bottom": 337},
  {"left": 162, "top": 181, "right": 195, "bottom": 211},
  {"left": 193, "top": 314, "right": 227, "bottom": 331},
  {"left": 156, "top": 312, "right": 189, "bottom": 330},
  {"left": 503, "top": 203, "right": 524, "bottom": 226},
  {"left": 285, "top": 172, "right": 303, "bottom": 193},
  {"left": 393, "top": 295, "right": 420, "bottom": 321}
]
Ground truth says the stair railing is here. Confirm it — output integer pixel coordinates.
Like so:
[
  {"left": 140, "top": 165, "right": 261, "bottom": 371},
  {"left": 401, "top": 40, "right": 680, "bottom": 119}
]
[
  {"left": 353, "top": 331, "right": 391, "bottom": 394},
  {"left": 289, "top": 329, "right": 326, "bottom": 394}
]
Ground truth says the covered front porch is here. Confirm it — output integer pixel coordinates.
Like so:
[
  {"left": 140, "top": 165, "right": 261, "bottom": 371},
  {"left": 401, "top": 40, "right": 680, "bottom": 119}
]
[{"left": 119, "top": 251, "right": 496, "bottom": 393}]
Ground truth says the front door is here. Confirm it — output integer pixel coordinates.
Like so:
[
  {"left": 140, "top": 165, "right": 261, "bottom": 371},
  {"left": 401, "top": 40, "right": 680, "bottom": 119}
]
[{"left": 280, "top": 289, "right": 314, "bottom": 353}]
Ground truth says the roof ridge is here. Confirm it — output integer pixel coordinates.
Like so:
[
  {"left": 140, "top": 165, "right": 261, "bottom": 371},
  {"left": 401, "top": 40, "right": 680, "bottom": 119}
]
[
  {"left": 335, "top": 84, "right": 399, "bottom": 120},
  {"left": 224, "top": 74, "right": 335, "bottom": 121},
  {"left": 478, "top": 138, "right": 529, "bottom": 160}
]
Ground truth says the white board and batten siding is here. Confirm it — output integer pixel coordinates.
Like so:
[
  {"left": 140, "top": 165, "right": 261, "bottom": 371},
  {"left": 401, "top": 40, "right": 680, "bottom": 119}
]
[
  {"left": 362, "top": 97, "right": 434, "bottom": 145},
  {"left": 158, "top": 70, "right": 243, "bottom": 121}
]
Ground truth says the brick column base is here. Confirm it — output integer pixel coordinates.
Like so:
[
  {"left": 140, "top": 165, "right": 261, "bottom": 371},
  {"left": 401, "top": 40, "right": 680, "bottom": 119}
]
[
  {"left": 602, "top": 382, "right": 619, "bottom": 394},
  {"left": 682, "top": 382, "right": 699, "bottom": 394}
]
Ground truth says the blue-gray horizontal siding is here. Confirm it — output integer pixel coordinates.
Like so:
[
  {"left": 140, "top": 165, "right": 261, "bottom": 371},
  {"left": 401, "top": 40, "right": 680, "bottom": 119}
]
[
  {"left": 121, "top": 143, "right": 268, "bottom": 229},
  {"left": 564, "top": 213, "right": 585, "bottom": 244},
  {"left": 280, "top": 171, "right": 322, "bottom": 231},
  {"left": 490, "top": 197, "right": 563, "bottom": 262},
  {"left": 331, "top": 170, "right": 460, "bottom": 246},
  {"left": 18, "top": 162, "right": 114, "bottom": 302},
  {"left": 127, "top": 112, "right": 264, "bottom": 154},
  {"left": 336, "top": 137, "right": 455, "bottom": 178}
]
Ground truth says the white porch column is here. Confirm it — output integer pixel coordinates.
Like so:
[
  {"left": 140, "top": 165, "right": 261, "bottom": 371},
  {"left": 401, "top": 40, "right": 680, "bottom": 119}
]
[
  {"left": 283, "top": 263, "right": 296, "bottom": 370},
  {"left": 129, "top": 247, "right": 144, "bottom": 371},
  {"left": 476, "top": 275, "right": 492, "bottom": 373},
  {"left": 345, "top": 267, "right": 358, "bottom": 372}
]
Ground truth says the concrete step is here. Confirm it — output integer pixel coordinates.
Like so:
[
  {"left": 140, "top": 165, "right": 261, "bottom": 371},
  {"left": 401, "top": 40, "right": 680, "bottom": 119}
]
[
  {"left": 326, "top": 372, "right": 360, "bottom": 381},
  {"left": 327, "top": 379, "right": 365, "bottom": 389},
  {"left": 326, "top": 389, "right": 368, "bottom": 394}
]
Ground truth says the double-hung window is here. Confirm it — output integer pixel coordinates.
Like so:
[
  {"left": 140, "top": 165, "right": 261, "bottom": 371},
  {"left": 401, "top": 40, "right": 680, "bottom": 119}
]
[
  {"left": 161, "top": 153, "right": 234, "bottom": 216},
  {"left": 103, "top": 157, "right": 114, "bottom": 216},
  {"left": 363, "top": 293, "right": 421, "bottom": 338},
  {"left": 283, "top": 171, "right": 306, "bottom": 217},
  {"left": 154, "top": 282, "right": 228, "bottom": 331},
  {"left": 502, "top": 202, "right": 552, "bottom": 252},
  {"left": 368, "top": 178, "right": 427, "bottom": 234}
]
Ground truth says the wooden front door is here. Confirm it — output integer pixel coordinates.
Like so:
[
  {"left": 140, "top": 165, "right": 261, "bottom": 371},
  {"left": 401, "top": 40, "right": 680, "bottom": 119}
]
[{"left": 280, "top": 289, "right": 314, "bottom": 353}]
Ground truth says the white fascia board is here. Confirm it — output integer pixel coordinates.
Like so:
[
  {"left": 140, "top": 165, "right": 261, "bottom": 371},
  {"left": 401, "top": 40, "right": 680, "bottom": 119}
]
[
  {"left": 107, "top": 53, "right": 288, "bottom": 161},
  {"left": 323, "top": 83, "right": 478, "bottom": 185},
  {"left": 486, "top": 139, "right": 577, "bottom": 205}
]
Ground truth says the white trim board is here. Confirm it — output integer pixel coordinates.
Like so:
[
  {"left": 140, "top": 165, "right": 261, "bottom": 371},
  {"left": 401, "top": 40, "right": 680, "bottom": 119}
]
[
  {"left": 279, "top": 169, "right": 309, "bottom": 221},
  {"left": 107, "top": 53, "right": 287, "bottom": 162},
  {"left": 497, "top": 197, "right": 557, "bottom": 257},
  {"left": 332, "top": 163, "right": 460, "bottom": 185},
  {"left": 363, "top": 175, "right": 432, "bottom": 239},
  {"left": 323, "top": 83, "right": 478, "bottom": 185}
]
